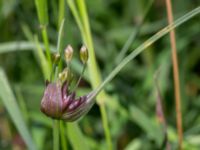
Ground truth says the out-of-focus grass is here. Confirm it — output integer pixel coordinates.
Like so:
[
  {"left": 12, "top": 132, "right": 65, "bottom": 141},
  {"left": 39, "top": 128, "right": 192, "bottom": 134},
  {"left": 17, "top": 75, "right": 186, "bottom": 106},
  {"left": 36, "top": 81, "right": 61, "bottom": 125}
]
[{"left": 0, "top": 0, "right": 200, "bottom": 150}]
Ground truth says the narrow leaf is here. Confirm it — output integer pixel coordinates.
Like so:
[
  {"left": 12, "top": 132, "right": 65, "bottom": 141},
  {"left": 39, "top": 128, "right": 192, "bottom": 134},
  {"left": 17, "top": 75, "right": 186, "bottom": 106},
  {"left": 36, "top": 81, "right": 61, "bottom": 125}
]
[
  {"left": 0, "top": 68, "right": 36, "bottom": 150},
  {"left": 67, "top": 123, "right": 89, "bottom": 150},
  {"left": 35, "top": 0, "right": 49, "bottom": 26}
]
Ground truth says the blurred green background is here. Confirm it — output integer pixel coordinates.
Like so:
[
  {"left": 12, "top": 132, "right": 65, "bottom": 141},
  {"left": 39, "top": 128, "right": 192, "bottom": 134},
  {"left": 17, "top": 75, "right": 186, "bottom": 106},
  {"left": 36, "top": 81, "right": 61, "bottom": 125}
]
[{"left": 0, "top": 0, "right": 200, "bottom": 150}]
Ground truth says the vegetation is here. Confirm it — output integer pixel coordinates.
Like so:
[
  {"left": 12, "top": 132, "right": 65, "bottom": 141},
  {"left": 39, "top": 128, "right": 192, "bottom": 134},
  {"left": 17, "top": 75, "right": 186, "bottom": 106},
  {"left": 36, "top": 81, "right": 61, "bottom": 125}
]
[{"left": 0, "top": 0, "right": 200, "bottom": 149}]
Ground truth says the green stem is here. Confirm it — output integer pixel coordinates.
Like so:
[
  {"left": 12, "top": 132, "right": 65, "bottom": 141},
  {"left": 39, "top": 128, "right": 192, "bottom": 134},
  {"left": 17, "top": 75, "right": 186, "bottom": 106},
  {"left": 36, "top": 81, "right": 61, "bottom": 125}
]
[
  {"left": 76, "top": 0, "right": 102, "bottom": 89},
  {"left": 52, "top": 66, "right": 60, "bottom": 150},
  {"left": 60, "top": 121, "right": 67, "bottom": 150},
  {"left": 75, "top": 0, "right": 113, "bottom": 149},
  {"left": 42, "top": 27, "right": 52, "bottom": 71},
  {"left": 58, "top": 0, "right": 65, "bottom": 29},
  {"left": 100, "top": 105, "right": 112, "bottom": 150},
  {"left": 72, "top": 63, "right": 86, "bottom": 91},
  {"left": 53, "top": 120, "right": 60, "bottom": 150}
]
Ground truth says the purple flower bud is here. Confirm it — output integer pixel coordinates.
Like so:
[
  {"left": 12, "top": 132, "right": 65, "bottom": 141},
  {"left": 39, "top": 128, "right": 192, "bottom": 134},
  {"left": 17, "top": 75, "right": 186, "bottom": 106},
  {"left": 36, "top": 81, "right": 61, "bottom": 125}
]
[{"left": 40, "top": 81, "right": 95, "bottom": 121}]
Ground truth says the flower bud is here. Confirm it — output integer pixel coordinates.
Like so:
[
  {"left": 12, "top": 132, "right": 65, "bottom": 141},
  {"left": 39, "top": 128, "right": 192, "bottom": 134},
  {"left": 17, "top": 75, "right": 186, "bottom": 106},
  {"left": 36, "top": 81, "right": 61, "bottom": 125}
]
[
  {"left": 52, "top": 53, "right": 60, "bottom": 65},
  {"left": 65, "top": 45, "right": 73, "bottom": 63},
  {"left": 59, "top": 70, "right": 68, "bottom": 83},
  {"left": 80, "top": 45, "right": 88, "bottom": 64}
]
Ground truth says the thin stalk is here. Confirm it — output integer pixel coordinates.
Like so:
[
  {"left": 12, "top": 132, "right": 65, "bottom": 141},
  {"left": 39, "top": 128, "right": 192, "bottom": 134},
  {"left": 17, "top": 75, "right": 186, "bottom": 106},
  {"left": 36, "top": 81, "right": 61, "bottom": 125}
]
[
  {"left": 57, "top": 19, "right": 65, "bottom": 72},
  {"left": 100, "top": 106, "right": 112, "bottom": 150},
  {"left": 90, "top": 7, "right": 200, "bottom": 99},
  {"left": 57, "top": 19, "right": 66, "bottom": 150},
  {"left": 60, "top": 121, "right": 67, "bottom": 150},
  {"left": 34, "top": 35, "right": 50, "bottom": 80},
  {"left": 53, "top": 67, "right": 60, "bottom": 150},
  {"left": 67, "top": 0, "right": 85, "bottom": 37},
  {"left": 76, "top": 0, "right": 102, "bottom": 89},
  {"left": 73, "top": 63, "right": 86, "bottom": 91},
  {"left": 53, "top": 120, "right": 60, "bottom": 150},
  {"left": 115, "top": 0, "right": 155, "bottom": 64},
  {"left": 58, "top": 0, "right": 65, "bottom": 29},
  {"left": 165, "top": 0, "right": 183, "bottom": 149},
  {"left": 99, "top": 105, "right": 112, "bottom": 150},
  {"left": 42, "top": 27, "right": 52, "bottom": 72}
]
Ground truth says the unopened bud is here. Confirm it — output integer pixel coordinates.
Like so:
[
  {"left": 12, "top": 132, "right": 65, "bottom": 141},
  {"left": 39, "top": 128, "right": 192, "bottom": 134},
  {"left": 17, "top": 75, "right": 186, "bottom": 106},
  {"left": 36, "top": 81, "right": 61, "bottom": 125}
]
[
  {"left": 65, "top": 45, "right": 73, "bottom": 62},
  {"left": 59, "top": 68, "right": 69, "bottom": 83},
  {"left": 52, "top": 53, "right": 60, "bottom": 65},
  {"left": 80, "top": 45, "right": 88, "bottom": 64}
]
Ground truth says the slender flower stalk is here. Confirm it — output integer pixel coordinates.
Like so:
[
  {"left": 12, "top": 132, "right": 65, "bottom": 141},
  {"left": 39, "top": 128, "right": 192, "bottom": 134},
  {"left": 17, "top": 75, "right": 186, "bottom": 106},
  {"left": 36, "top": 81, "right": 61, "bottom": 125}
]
[{"left": 73, "top": 45, "right": 88, "bottom": 91}]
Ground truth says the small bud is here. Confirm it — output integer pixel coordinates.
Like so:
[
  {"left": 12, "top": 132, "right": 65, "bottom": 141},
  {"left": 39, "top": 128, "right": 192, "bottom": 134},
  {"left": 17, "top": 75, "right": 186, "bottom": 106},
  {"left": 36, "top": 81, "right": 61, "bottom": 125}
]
[
  {"left": 65, "top": 45, "right": 73, "bottom": 63},
  {"left": 80, "top": 45, "right": 88, "bottom": 64},
  {"left": 52, "top": 53, "right": 60, "bottom": 65},
  {"left": 58, "top": 68, "right": 74, "bottom": 84},
  {"left": 59, "top": 68, "right": 69, "bottom": 83}
]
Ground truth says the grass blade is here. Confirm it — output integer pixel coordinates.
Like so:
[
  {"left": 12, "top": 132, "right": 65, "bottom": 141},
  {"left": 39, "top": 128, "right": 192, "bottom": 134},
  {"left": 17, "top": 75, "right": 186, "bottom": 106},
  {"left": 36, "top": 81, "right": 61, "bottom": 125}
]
[
  {"left": 115, "top": 0, "right": 155, "bottom": 64},
  {"left": 74, "top": 0, "right": 113, "bottom": 149},
  {"left": 34, "top": 0, "right": 49, "bottom": 26},
  {"left": 58, "top": 0, "right": 65, "bottom": 28},
  {"left": 0, "top": 68, "right": 36, "bottom": 150},
  {"left": 34, "top": 35, "right": 50, "bottom": 80},
  {"left": 67, "top": 123, "right": 89, "bottom": 150},
  {"left": 92, "top": 6, "right": 200, "bottom": 98}
]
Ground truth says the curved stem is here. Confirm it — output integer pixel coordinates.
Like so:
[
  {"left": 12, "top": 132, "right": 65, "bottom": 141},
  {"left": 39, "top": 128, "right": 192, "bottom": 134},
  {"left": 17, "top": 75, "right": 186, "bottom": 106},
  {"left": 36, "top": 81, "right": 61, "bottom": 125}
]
[{"left": 91, "top": 6, "right": 200, "bottom": 99}]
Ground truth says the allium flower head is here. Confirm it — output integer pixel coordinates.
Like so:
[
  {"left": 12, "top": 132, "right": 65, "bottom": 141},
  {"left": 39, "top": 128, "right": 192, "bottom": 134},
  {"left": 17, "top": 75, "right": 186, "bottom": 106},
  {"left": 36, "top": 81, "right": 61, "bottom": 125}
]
[
  {"left": 40, "top": 45, "right": 94, "bottom": 121},
  {"left": 41, "top": 81, "right": 94, "bottom": 121}
]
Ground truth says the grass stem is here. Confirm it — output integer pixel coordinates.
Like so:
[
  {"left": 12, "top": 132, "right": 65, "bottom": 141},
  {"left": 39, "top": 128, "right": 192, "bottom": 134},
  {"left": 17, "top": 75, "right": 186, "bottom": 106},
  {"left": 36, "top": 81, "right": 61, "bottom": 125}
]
[
  {"left": 53, "top": 120, "right": 60, "bottom": 150},
  {"left": 42, "top": 27, "right": 52, "bottom": 72},
  {"left": 60, "top": 121, "right": 67, "bottom": 150},
  {"left": 165, "top": 0, "right": 183, "bottom": 149},
  {"left": 67, "top": 0, "right": 113, "bottom": 149},
  {"left": 100, "top": 105, "right": 112, "bottom": 150}
]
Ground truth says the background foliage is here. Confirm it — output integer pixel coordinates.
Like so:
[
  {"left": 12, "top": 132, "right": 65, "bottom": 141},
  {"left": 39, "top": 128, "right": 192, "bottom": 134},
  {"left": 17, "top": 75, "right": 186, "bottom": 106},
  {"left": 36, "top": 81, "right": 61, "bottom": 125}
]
[{"left": 0, "top": 0, "right": 200, "bottom": 149}]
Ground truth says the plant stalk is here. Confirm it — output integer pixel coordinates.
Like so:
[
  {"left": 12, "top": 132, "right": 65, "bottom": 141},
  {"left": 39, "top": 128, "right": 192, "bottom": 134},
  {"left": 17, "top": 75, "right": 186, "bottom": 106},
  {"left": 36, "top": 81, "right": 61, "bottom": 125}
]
[
  {"left": 165, "top": 0, "right": 183, "bottom": 149},
  {"left": 67, "top": 0, "right": 113, "bottom": 149},
  {"left": 42, "top": 27, "right": 52, "bottom": 74},
  {"left": 53, "top": 120, "right": 60, "bottom": 150},
  {"left": 60, "top": 121, "right": 67, "bottom": 150}
]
